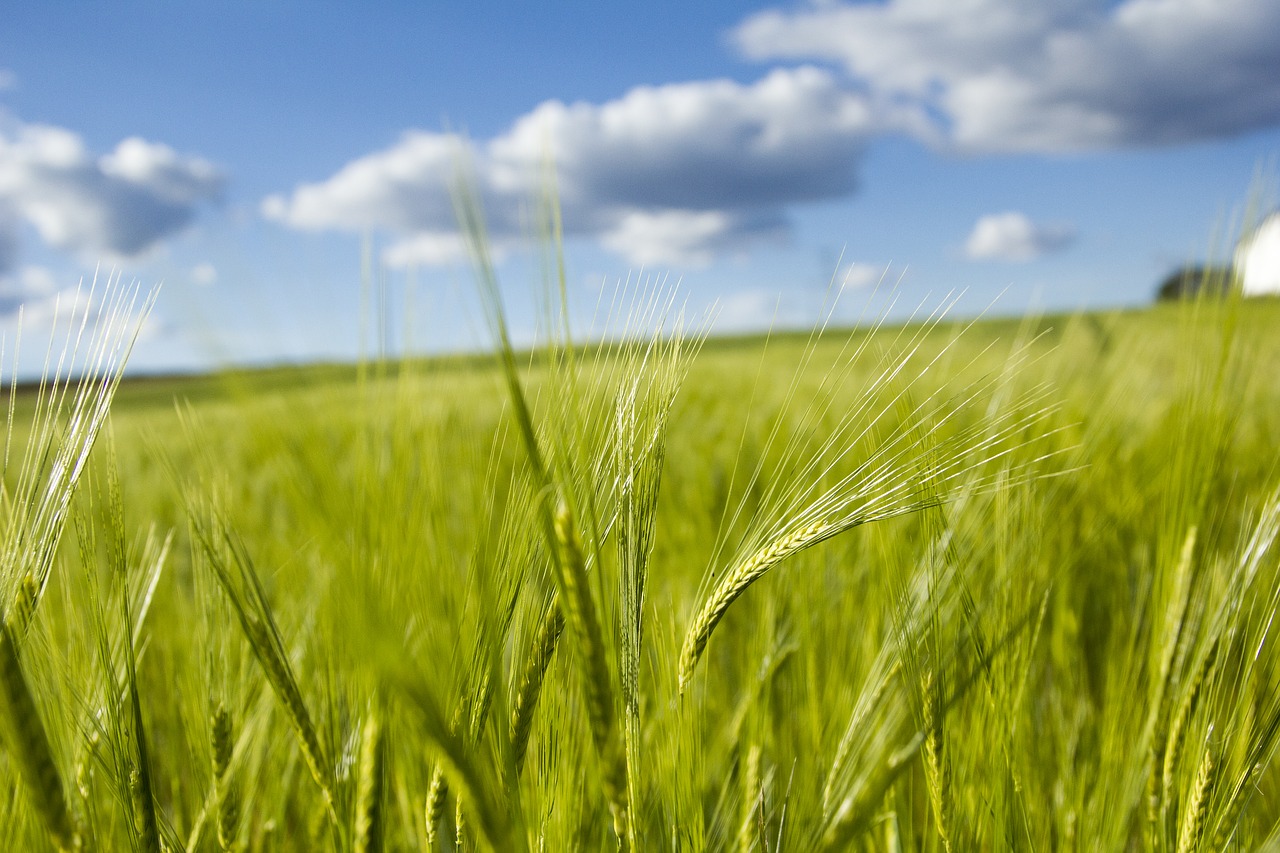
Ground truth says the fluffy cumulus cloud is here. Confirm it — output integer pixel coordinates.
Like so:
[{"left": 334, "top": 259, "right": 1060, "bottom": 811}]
[
  {"left": 265, "top": 1, "right": 1280, "bottom": 267},
  {"left": 263, "top": 67, "right": 878, "bottom": 267},
  {"left": 965, "top": 211, "right": 1076, "bottom": 261},
  {"left": 0, "top": 121, "right": 223, "bottom": 267},
  {"left": 734, "top": 0, "right": 1280, "bottom": 153}
]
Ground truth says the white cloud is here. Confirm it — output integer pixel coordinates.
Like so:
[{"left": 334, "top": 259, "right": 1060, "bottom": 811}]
[
  {"left": 0, "top": 264, "right": 74, "bottom": 319},
  {"left": 381, "top": 232, "right": 470, "bottom": 268},
  {"left": 0, "top": 121, "right": 223, "bottom": 264},
  {"left": 262, "top": 131, "right": 458, "bottom": 233},
  {"left": 965, "top": 211, "right": 1076, "bottom": 261},
  {"left": 734, "top": 0, "right": 1280, "bottom": 152},
  {"left": 264, "top": 67, "right": 878, "bottom": 267},
  {"left": 0, "top": 204, "right": 17, "bottom": 273},
  {"left": 191, "top": 262, "right": 218, "bottom": 286},
  {"left": 715, "top": 287, "right": 784, "bottom": 332},
  {"left": 601, "top": 209, "right": 784, "bottom": 267},
  {"left": 838, "top": 262, "right": 893, "bottom": 290}
]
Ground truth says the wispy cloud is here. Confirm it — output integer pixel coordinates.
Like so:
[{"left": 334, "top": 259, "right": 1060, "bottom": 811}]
[
  {"left": 965, "top": 211, "right": 1076, "bottom": 262},
  {"left": 735, "top": 0, "right": 1280, "bottom": 153}
]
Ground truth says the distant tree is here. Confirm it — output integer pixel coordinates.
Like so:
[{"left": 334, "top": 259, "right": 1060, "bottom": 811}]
[{"left": 1155, "top": 264, "right": 1235, "bottom": 301}]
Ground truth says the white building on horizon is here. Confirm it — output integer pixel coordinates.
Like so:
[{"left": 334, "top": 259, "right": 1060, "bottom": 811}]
[{"left": 1236, "top": 210, "right": 1280, "bottom": 296}]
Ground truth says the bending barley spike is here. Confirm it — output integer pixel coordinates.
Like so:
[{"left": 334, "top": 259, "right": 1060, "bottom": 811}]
[
  {"left": 197, "top": 522, "right": 338, "bottom": 824},
  {"left": 679, "top": 521, "right": 830, "bottom": 693},
  {"left": 245, "top": 615, "right": 334, "bottom": 817}
]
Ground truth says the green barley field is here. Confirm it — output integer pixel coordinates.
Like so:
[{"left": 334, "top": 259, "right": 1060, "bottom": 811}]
[{"left": 4, "top": 242, "right": 1280, "bottom": 850}]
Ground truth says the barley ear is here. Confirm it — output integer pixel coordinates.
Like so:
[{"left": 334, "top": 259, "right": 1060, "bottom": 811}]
[
  {"left": 455, "top": 795, "right": 468, "bottom": 850},
  {"left": 736, "top": 743, "right": 763, "bottom": 853},
  {"left": 551, "top": 498, "right": 630, "bottom": 845},
  {"left": 822, "top": 732, "right": 923, "bottom": 850},
  {"left": 354, "top": 708, "right": 386, "bottom": 853},
  {"left": 679, "top": 521, "right": 830, "bottom": 694},
  {"left": 510, "top": 596, "right": 564, "bottom": 774},
  {"left": 1163, "top": 642, "right": 1216, "bottom": 811},
  {"left": 0, "top": 619, "right": 80, "bottom": 851},
  {"left": 192, "top": 517, "right": 337, "bottom": 824},
  {"left": 423, "top": 764, "right": 448, "bottom": 848},
  {"left": 125, "top": 683, "right": 160, "bottom": 853},
  {"left": 1212, "top": 761, "right": 1262, "bottom": 850},
  {"left": 1177, "top": 742, "right": 1216, "bottom": 853},
  {"left": 921, "top": 670, "right": 953, "bottom": 853},
  {"left": 397, "top": 674, "right": 516, "bottom": 853},
  {"left": 10, "top": 572, "right": 39, "bottom": 637},
  {"left": 211, "top": 703, "right": 238, "bottom": 852}
]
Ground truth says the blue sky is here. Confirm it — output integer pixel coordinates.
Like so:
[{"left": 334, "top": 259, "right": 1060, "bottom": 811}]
[{"left": 2, "top": 1, "right": 1279, "bottom": 374}]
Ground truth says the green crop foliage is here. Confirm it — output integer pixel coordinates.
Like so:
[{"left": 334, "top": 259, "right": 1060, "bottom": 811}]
[{"left": 3, "top": 212, "right": 1280, "bottom": 851}]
